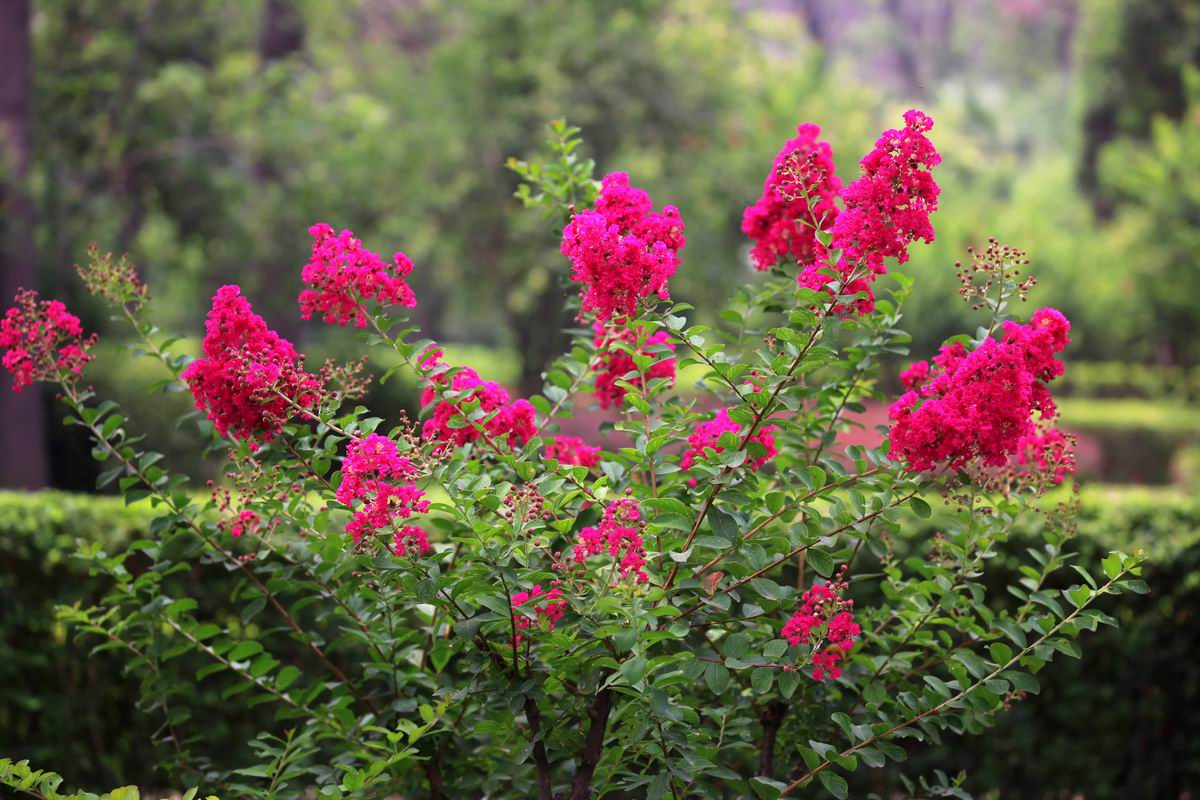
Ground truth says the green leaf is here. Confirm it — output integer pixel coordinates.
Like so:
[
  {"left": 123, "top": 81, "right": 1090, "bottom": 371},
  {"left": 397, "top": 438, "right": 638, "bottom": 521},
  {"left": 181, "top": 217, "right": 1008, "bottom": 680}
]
[
  {"left": 806, "top": 548, "right": 834, "bottom": 578},
  {"left": 763, "top": 639, "right": 789, "bottom": 659},
  {"left": 1006, "top": 671, "right": 1040, "bottom": 694},
  {"left": 995, "top": 619, "right": 1027, "bottom": 648},
  {"left": 620, "top": 656, "right": 648, "bottom": 685},
  {"left": 228, "top": 640, "right": 263, "bottom": 662},
  {"left": 705, "top": 662, "right": 731, "bottom": 695},
  {"left": 1066, "top": 585, "right": 1094, "bottom": 609},
  {"left": 778, "top": 670, "right": 802, "bottom": 699},
  {"left": 989, "top": 642, "right": 1013, "bottom": 666},
  {"left": 818, "top": 770, "right": 849, "bottom": 799},
  {"left": 908, "top": 496, "right": 932, "bottom": 518},
  {"left": 723, "top": 632, "right": 750, "bottom": 660},
  {"left": 233, "top": 764, "right": 275, "bottom": 778},
  {"left": 709, "top": 507, "right": 739, "bottom": 544},
  {"left": 275, "top": 665, "right": 301, "bottom": 691},
  {"left": 751, "top": 777, "right": 787, "bottom": 799},
  {"left": 1120, "top": 578, "right": 1150, "bottom": 595}
]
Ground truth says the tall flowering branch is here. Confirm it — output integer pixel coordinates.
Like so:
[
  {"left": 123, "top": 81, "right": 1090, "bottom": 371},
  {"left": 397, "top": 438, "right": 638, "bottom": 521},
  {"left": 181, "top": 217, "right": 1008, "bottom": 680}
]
[
  {"left": 0, "top": 290, "right": 96, "bottom": 392},
  {"left": 182, "top": 285, "right": 322, "bottom": 446},
  {"left": 419, "top": 348, "right": 537, "bottom": 450},
  {"left": 801, "top": 109, "right": 941, "bottom": 315},
  {"left": 335, "top": 433, "right": 431, "bottom": 549},
  {"left": 299, "top": 223, "right": 417, "bottom": 329},
  {"left": 560, "top": 172, "right": 686, "bottom": 323},
  {"left": 890, "top": 307, "right": 1071, "bottom": 472},
  {"left": 742, "top": 123, "right": 842, "bottom": 271}
]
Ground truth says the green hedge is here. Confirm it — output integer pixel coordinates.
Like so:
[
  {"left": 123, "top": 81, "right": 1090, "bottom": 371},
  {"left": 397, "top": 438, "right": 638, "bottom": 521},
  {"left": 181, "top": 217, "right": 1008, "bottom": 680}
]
[
  {"left": 1055, "top": 399, "right": 1200, "bottom": 485},
  {"left": 1, "top": 488, "right": 1197, "bottom": 795},
  {"left": 0, "top": 493, "right": 276, "bottom": 788},
  {"left": 1056, "top": 361, "right": 1200, "bottom": 404}
]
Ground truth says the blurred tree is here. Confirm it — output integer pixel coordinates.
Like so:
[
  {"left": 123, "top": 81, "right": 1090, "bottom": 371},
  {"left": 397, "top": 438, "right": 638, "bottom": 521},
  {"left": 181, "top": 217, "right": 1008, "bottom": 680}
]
[
  {"left": 0, "top": 0, "right": 49, "bottom": 489},
  {"left": 1076, "top": 0, "right": 1200, "bottom": 216},
  {"left": 1099, "top": 68, "right": 1200, "bottom": 365}
]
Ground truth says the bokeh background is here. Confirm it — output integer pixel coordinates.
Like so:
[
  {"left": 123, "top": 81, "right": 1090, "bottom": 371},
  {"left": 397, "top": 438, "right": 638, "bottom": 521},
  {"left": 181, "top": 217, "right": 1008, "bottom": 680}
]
[{"left": 1, "top": 0, "right": 1197, "bottom": 797}]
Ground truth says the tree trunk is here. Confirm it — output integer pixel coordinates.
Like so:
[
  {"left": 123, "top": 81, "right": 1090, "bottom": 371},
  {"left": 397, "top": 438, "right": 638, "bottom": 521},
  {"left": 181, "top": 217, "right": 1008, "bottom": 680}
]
[
  {"left": 259, "top": 0, "right": 305, "bottom": 61},
  {"left": 513, "top": 276, "right": 571, "bottom": 399},
  {"left": 256, "top": 0, "right": 306, "bottom": 342},
  {"left": 570, "top": 686, "right": 613, "bottom": 800},
  {"left": 0, "top": 0, "right": 49, "bottom": 489}
]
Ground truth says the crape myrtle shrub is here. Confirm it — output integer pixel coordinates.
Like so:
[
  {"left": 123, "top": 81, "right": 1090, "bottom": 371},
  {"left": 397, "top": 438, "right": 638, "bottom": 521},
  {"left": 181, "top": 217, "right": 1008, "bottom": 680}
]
[{"left": 0, "top": 115, "right": 1148, "bottom": 800}]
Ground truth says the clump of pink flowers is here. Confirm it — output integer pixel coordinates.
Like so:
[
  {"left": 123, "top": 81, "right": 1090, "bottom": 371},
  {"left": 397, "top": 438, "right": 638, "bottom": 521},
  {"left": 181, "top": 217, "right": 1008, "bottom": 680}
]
[
  {"left": 560, "top": 172, "right": 686, "bottom": 323},
  {"left": 182, "top": 286, "right": 321, "bottom": 445},
  {"left": 680, "top": 408, "right": 778, "bottom": 483},
  {"left": 419, "top": 349, "right": 537, "bottom": 450},
  {"left": 591, "top": 321, "right": 676, "bottom": 409},
  {"left": 1017, "top": 427, "right": 1076, "bottom": 485},
  {"left": 299, "top": 223, "right": 417, "bottom": 329},
  {"left": 0, "top": 290, "right": 96, "bottom": 392},
  {"left": 393, "top": 525, "right": 432, "bottom": 557},
  {"left": 230, "top": 510, "right": 260, "bottom": 539},
  {"left": 742, "top": 123, "right": 842, "bottom": 271},
  {"left": 782, "top": 569, "right": 861, "bottom": 682},
  {"left": 544, "top": 435, "right": 600, "bottom": 468},
  {"left": 571, "top": 497, "right": 648, "bottom": 584},
  {"left": 799, "top": 110, "right": 941, "bottom": 315},
  {"left": 335, "top": 433, "right": 430, "bottom": 546},
  {"left": 511, "top": 583, "right": 568, "bottom": 643},
  {"left": 889, "top": 308, "right": 1071, "bottom": 472}
]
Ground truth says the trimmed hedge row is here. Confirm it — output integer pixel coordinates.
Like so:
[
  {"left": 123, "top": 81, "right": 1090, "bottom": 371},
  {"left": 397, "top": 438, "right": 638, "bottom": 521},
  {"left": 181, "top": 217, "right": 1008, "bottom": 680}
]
[
  {"left": 1055, "top": 361, "right": 1200, "bottom": 404},
  {"left": 1, "top": 488, "right": 1197, "bottom": 795},
  {"left": 0, "top": 492, "right": 273, "bottom": 788}
]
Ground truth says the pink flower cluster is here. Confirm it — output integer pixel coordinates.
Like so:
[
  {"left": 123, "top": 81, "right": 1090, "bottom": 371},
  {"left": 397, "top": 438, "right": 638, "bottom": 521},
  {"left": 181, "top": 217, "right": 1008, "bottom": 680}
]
[
  {"left": 544, "top": 435, "right": 600, "bottom": 468},
  {"left": 511, "top": 584, "right": 568, "bottom": 641},
  {"left": 299, "top": 223, "right": 417, "bottom": 329},
  {"left": 560, "top": 172, "right": 686, "bottom": 322},
  {"left": 680, "top": 408, "right": 778, "bottom": 483},
  {"left": 335, "top": 433, "right": 430, "bottom": 547},
  {"left": 889, "top": 308, "right": 1071, "bottom": 472},
  {"left": 0, "top": 290, "right": 96, "bottom": 392},
  {"left": 742, "top": 123, "right": 842, "bottom": 271},
  {"left": 393, "top": 525, "right": 432, "bottom": 557},
  {"left": 591, "top": 321, "right": 677, "bottom": 409},
  {"left": 1017, "top": 427, "right": 1076, "bottom": 485},
  {"left": 571, "top": 498, "right": 648, "bottom": 584},
  {"left": 419, "top": 349, "right": 537, "bottom": 449},
  {"left": 231, "top": 510, "right": 260, "bottom": 538},
  {"left": 799, "top": 110, "right": 941, "bottom": 315},
  {"left": 183, "top": 286, "right": 321, "bottom": 444},
  {"left": 782, "top": 577, "right": 861, "bottom": 682}
]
